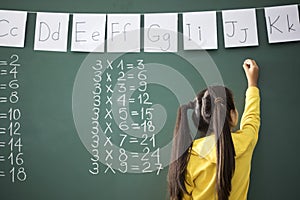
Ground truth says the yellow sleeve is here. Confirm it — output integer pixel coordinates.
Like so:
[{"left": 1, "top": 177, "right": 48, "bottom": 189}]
[
  {"left": 239, "top": 86, "right": 261, "bottom": 143},
  {"left": 183, "top": 170, "right": 194, "bottom": 200}
]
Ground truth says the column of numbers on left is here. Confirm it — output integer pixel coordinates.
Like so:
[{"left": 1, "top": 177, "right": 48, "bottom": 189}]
[{"left": 0, "top": 54, "right": 26, "bottom": 183}]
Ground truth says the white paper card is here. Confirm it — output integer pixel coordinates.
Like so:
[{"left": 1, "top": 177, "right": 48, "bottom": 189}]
[
  {"left": 264, "top": 5, "right": 300, "bottom": 43},
  {"left": 144, "top": 13, "right": 178, "bottom": 52},
  {"left": 183, "top": 11, "right": 218, "bottom": 50},
  {"left": 34, "top": 12, "right": 69, "bottom": 52},
  {"left": 222, "top": 8, "right": 259, "bottom": 48},
  {"left": 107, "top": 14, "right": 140, "bottom": 52},
  {"left": 0, "top": 10, "right": 27, "bottom": 48},
  {"left": 71, "top": 14, "right": 106, "bottom": 52}
]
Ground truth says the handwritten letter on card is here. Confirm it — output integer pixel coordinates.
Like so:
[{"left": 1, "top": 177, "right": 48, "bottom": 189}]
[
  {"left": 0, "top": 10, "right": 27, "bottom": 48},
  {"left": 71, "top": 14, "right": 106, "bottom": 52},
  {"left": 144, "top": 13, "right": 178, "bottom": 52},
  {"left": 107, "top": 14, "right": 140, "bottom": 52},
  {"left": 34, "top": 12, "right": 69, "bottom": 52},
  {"left": 183, "top": 11, "right": 218, "bottom": 50},
  {"left": 222, "top": 8, "right": 259, "bottom": 48},
  {"left": 264, "top": 5, "right": 300, "bottom": 43}
]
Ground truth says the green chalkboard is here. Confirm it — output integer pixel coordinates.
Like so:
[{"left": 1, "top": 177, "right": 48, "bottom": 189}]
[{"left": 0, "top": 1, "right": 300, "bottom": 200}]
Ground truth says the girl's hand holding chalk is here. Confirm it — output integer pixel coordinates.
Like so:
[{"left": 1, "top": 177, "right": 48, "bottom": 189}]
[{"left": 243, "top": 59, "right": 259, "bottom": 87}]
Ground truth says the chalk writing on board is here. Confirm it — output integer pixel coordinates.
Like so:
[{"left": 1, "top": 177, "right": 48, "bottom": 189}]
[
  {"left": 104, "top": 58, "right": 115, "bottom": 174},
  {"left": 0, "top": 54, "right": 26, "bottom": 182},
  {"left": 89, "top": 60, "right": 103, "bottom": 175},
  {"left": 86, "top": 58, "right": 162, "bottom": 175}
]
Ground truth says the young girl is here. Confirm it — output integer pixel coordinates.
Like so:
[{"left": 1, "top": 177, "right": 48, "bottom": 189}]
[{"left": 168, "top": 59, "right": 260, "bottom": 200}]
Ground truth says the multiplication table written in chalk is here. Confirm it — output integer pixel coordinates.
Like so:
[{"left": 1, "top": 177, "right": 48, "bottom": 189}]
[{"left": 87, "top": 58, "right": 163, "bottom": 175}]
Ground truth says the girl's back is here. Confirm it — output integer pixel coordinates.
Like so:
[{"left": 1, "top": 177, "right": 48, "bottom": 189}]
[
  {"left": 168, "top": 59, "right": 260, "bottom": 200},
  {"left": 184, "top": 87, "right": 260, "bottom": 200}
]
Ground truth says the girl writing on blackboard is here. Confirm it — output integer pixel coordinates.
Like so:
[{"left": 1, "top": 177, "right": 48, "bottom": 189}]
[{"left": 168, "top": 59, "right": 260, "bottom": 200}]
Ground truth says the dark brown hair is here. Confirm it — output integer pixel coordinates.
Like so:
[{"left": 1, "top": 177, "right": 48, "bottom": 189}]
[{"left": 167, "top": 86, "right": 236, "bottom": 200}]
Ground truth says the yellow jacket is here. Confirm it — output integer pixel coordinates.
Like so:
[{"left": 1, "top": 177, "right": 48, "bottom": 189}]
[{"left": 183, "top": 87, "right": 260, "bottom": 200}]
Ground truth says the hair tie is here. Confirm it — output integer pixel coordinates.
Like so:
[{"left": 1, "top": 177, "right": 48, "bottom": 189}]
[
  {"left": 195, "top": 98, "right": 200, "bottom": 118},
  {"left": 184, "top": 100, "right": 194, "bottom": 110},
  {"left": 214, "top": 97, "right": 224, "bottom": 104}
]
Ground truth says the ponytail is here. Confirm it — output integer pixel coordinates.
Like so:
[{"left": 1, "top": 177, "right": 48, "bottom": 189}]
[
  {"left": 214, "top": 100, "right": 235, "bottom": 200},
  {"left": 202, "top": 87, "right": 236, "bottom": 200},
  {"left": 168, "top": 103, "right": 194, "bottom": 200}
]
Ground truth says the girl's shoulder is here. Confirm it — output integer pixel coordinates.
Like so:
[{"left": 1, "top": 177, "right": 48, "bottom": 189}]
[{"left": 191, "top": 135, "right": 217, "bottom": 163}]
